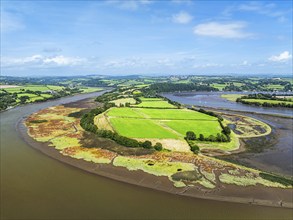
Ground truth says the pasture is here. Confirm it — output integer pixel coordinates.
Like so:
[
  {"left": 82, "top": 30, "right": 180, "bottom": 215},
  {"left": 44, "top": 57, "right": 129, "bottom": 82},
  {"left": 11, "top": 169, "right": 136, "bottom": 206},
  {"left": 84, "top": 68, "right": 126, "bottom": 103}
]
[
  {"left": 110, "top": 118, "right": 178, "bottom": 139},
  {"left": 110, "top": 98, "right": 136, "bottom": 106},
  {"left": 134, "top": 97, "right": 176, "bottom": 108},
  {"left": 103, "top": 107, "right": 224, "bottom": 148},
  {"left": 221, "top": 94, "right": 244, "bottom": 102},
  {"left": 242, "top": 99, "right": 293, "bottom": 105},
  {"left": 164, "top": 120, "right": 222, "bottom": 137}
]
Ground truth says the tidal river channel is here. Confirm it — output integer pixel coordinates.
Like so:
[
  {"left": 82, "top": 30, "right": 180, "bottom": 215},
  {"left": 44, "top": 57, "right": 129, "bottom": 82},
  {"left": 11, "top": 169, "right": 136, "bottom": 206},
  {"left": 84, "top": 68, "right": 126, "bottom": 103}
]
[{"left": 1, "top": 91, "right": 292, "bottom": 219}]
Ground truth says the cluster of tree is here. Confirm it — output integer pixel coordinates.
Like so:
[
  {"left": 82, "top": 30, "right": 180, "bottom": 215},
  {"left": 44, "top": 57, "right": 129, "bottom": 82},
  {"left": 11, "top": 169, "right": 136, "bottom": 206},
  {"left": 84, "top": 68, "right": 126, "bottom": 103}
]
[
  {"left": 184, "top": 108, "right": 231, "bottom": 143},
  {"left": 185, "top": 131, "right": 230, "bottom": 143},
  {"left": 80, "top": 107, "right": 163, "bottom": 151},
  {"left": 186, "top": 141, "right": 200, "bottom": 154},
  {"left": 197, "top": 108, "right": 224, "bottom": 121},
  {"left": 0, "top": 92, "right": 17, "bottom": 110},
  {"left": 95, "top": 91, "right": 120, "bottom": 103},
  {"left": 223, "top": 84, "right": 242, "bottom": 92},
  {"left": 147, "top": 83, "right": 218, "bottom": 93}
]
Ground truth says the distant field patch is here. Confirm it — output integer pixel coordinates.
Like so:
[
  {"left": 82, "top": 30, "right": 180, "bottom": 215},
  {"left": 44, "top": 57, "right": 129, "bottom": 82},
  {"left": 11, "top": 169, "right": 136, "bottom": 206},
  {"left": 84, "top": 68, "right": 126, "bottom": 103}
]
[
  {"left": 5, "top": 85, "right": 50, "bottom": 93},
  {"left": 211, "top": 83, "right": 226, "bottom": 90},
  {"left": 242, "top": 99, "right": 293, "bottom": 105},
  {"left": 133, "top": 98, "right": 176, "bottom": 108},
  {"left": 46, "top": 85, "right": 64, "bottom": 90},
  {"left": 0, "top": 85, "right": 19, "bottom": 89},
  {"left": 80, "top": 87, "right": 102, "bottom": 93},
  {"left": 110, "top": 98, "right": 136, "bottom": 106},
  {"left": 221, "top": 94, "right": 244, "bottom": 102}
]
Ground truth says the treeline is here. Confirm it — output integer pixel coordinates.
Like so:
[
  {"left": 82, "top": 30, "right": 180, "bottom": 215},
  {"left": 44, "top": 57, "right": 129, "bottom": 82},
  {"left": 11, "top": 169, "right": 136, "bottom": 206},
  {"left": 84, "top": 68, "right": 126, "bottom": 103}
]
[
  {"left": 197, "top": 108, "right": 223, "bottom": 121},
  {"left": 184, "top": 108, "right": 231, "bottom": 151},
  {"left": 147, "top": 83, "right": 218, "bottom": 93},
  {"left": 185, "top": 130, "right": 230, "bottom": 143},
  {"left": 80, "top": 107, "right": 163, "bottom": 151}
]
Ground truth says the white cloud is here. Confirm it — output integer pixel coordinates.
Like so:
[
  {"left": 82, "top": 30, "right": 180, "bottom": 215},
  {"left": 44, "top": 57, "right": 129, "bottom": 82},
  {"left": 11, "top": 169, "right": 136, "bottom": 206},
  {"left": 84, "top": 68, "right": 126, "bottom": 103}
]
[
  {"left": 269, "top": 51, "right": 292, "bottom": 62},
  {"left": 193, "top": 22, "right": 253, "bottom": 39},
  {"left": 193, "top": 63, "right": 223, "bottom": 68},
  {"left": 172, "top": 11, "right": 193, "bottom": 24},
  {"left": 1, "top": 55, "right": 86, "bottom": 67}
]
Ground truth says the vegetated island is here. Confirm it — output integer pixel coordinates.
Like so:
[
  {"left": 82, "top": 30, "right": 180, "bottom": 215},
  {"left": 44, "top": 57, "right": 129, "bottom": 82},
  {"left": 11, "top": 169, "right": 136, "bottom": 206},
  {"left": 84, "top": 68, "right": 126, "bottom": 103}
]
[
  {"left": 222, "top": 93, "right": 293, "bottom": 108},
  {"left": 22, "top": 85, "right": 293, "bottom": 208}
]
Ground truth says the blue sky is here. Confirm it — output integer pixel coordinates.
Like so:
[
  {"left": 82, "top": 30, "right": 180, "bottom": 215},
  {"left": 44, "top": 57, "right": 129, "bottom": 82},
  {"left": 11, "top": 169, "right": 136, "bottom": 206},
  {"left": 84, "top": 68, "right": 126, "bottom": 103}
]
[{"left": 1, "top": 0, "right": 292, "bottom": 76}]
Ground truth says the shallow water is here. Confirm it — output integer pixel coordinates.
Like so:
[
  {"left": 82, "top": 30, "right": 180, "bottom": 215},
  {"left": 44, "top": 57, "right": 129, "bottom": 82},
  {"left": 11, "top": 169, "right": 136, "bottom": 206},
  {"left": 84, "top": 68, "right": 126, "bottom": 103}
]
[{"left": 1, "top": 91, "right": 292, "bottom": 219}]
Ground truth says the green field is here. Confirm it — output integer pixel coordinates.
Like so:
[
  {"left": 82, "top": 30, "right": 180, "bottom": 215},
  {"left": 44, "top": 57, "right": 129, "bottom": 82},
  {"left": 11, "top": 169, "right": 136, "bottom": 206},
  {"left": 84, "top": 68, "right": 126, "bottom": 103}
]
[
  {"left": 135, "top": 101, "right": 176, "bottom": 108},
  {"left": 133, "top": 98, "right": 176, "bottom": 108},
  {"left": 164, "top": 120, "right": 222, "bottom": 137},
  {"left": 4, "top": 85, "right": 52, "bottom": 93},
  {"left": 211, "top": 83, "right": 226, "bottom": 90},
  {"left": 106, "top": 107, "right": 144, "bottom": 118},
  {"left": 139, "top": 97, "right": 162, "bottom": 101},
  {"left": 134, "top": 108, "right": 217, "bottom": 120},
  {"left": 106, "top": 107, "right": 221, "bottom": 141},
  {"left": 242, "top": 99, "right": 293, "bottom": 105},
  {"left": 80, "top": 87, "right": 102, "bottom": 93},
  {"left": 221, "top": 94, "right": 244, "bottom": 102},
  {"left": 265, "top": 85, "right": 284, "bottom": 90},
  {"left": 110, "top": 118, "right": 178, "bottom": 139},
  {"left": 110, "top": 98, "right": 136, "bottom": 106},
  {"left": 46, "top": 85, "right": 64, "bottom": 90}
]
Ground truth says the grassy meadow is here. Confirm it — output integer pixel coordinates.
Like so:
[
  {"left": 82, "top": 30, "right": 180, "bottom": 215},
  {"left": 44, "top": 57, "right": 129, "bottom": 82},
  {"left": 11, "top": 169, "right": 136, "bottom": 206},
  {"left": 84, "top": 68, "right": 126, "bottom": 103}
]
[
  {"left": 242, "top": 99, "right": 293, "bottom": 105},
  {"left": 221, "top": 94, "right": 244, "bottom": 102},
  {"left": 105, "top": 107, "right": 222, "bottom": 142},
  {"left": 133, "top": 97, "right": 177, "bottom": 108}
]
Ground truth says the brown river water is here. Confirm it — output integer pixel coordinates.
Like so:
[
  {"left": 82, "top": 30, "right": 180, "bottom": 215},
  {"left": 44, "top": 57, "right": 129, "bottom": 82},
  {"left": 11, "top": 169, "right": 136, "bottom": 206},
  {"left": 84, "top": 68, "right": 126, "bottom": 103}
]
[{"left": 1, "top": 91, "right": 292, "bottom": 219}]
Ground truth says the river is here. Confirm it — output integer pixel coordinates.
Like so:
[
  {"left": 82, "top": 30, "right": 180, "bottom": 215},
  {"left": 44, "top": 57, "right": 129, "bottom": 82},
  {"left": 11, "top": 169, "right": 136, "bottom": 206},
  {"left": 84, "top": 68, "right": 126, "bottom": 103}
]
[
  {"left": 163, "top": 92, "right": 293, "bottom": 117},
  {"left": 1, "top": 91, "right": 292, "bottom": 219}
]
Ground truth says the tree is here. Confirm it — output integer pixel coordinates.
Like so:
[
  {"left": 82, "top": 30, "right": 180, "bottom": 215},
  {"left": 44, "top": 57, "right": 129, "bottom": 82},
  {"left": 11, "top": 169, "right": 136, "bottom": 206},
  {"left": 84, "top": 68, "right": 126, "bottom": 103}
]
[
  {"left": 190, "top": 144, "right": 200, "bottom": 154},
  {"left": 223, "top": 126, "right": 231, "bottom": 135},
  {"left": 186, "top": 131, "right": 196, "bottom": 140},
  {"left": 154, "top": 142, "right": 163, "bottom": 151},
  {"left": 141, "top": 140, "right": 152, "bottom": 149},
  {"left": 19, "top": 95, "right": 29, "bottom": 104},
  {"left": 199, "top": 134, "right": 205, "bottom": 141},
  {"left": 207, "top": 135, "right": 216, "bottom": 142},
  {"left": 216, "top": 133, "right": 222, "bottom": 142}
]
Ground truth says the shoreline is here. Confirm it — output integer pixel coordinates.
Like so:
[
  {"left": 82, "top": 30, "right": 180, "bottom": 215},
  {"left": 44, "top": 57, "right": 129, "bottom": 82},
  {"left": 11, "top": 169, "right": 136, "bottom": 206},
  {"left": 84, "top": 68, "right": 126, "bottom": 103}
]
[{"left": 17, "top": 107, "right": 293, "bottom": 209}]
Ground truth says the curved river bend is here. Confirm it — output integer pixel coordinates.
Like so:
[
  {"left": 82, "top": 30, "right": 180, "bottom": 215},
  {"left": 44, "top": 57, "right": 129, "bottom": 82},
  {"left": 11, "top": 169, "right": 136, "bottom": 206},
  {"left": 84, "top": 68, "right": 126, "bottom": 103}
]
[{"left": 1, "top": 91, "right": 292, "bottom": 219}]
